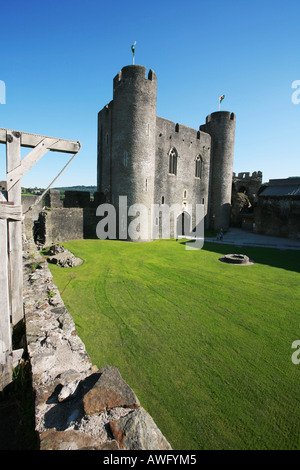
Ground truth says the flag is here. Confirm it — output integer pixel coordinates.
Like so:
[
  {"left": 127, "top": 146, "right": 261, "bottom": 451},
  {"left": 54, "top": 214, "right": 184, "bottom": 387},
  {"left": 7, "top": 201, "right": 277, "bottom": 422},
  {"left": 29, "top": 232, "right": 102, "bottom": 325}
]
[
  {"left": 131, "top": 41, "right": 136, "bottom": 55},
  {"left": 219, "top": 94, "right": 225, "bottom": 103}
]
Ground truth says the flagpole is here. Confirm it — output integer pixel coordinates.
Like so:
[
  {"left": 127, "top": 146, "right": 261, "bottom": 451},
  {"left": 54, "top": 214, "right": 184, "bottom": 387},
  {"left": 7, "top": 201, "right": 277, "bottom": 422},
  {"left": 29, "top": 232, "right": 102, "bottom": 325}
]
[
  {"left": 219, "top": 94, "right": 225, "bottom": 111},
  {"left": 131, "top": 41, "right": 136, "bottom": 65}
]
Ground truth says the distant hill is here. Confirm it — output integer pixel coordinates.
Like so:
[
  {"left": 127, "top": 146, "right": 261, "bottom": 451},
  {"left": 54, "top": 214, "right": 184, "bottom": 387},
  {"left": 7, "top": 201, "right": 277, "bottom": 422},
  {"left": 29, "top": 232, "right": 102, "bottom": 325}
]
[{"left": 53, "top": 185, "right": 97, "bottom": 194}]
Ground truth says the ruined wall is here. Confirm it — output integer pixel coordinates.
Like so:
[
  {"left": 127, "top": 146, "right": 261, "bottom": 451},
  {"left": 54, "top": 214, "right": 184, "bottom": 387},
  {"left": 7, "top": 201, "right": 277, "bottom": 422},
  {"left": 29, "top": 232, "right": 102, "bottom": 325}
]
[
  {"left": 22, "top": 244, "right": 172, "bottom": 450},
  {"left": 232, "top": 171, "right": 263, "bottom": 204},
  {"left": 35, "top": 207, "right": 99, "bottom": 246},
  {"left": 21, "top": 195, "right": 44, "bottom": 240},
  {"left": 30, "top": 190, "right": 100, "bottom": 247}
]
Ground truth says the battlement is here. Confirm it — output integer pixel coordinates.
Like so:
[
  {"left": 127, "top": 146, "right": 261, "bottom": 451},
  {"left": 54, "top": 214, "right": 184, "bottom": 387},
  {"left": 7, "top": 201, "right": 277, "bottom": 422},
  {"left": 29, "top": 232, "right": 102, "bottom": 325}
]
[
  {"left": 233, "top": 171, "right": 262, "bottom": 180},
  {"left": 113, "top": 65, "right": 157, "bottom": 91},
  {"left": 205, "top": 111, "right": 236, "bottom": 123},
  {"left": 156, "top": 116, "right": 211, "bottom": 144}
]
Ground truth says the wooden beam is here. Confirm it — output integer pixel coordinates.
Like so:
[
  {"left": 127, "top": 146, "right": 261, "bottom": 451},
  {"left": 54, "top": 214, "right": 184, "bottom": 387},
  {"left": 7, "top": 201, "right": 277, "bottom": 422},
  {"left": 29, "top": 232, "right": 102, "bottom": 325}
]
[
  {"left": 6, "top": 131, "right": 24, "bottom": 326},
  {"left": 0, "top": 128, "right": 81, "bottom": 154},
  {"left": 0, "top": 204, "right": 22, "bottom": 221},
  {"left": 6, "top": 137, "right": 59, "bottom": 191}
]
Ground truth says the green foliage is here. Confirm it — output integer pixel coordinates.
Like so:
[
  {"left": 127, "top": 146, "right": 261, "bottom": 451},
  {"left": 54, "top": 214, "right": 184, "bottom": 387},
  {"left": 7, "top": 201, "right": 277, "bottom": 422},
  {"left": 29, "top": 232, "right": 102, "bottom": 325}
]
[
  {"left": 46, "top": 289, "right": 56, "bottom": 299},
  {"left": 29, "top": 261, "right": 42, "bottom": 273},
  {"left": 53, "top": 185, "right": 97, "bottom": 194},
  {"left": 48, "top": 239, "right": 300, "bottom": 450}
]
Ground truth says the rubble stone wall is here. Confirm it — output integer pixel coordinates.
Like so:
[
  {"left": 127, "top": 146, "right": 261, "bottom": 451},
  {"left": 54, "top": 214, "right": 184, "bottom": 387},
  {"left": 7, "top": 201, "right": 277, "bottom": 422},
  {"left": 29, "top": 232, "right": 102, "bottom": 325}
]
[{"left": 23, "top": 243, "right": 172, "bottom": 451}]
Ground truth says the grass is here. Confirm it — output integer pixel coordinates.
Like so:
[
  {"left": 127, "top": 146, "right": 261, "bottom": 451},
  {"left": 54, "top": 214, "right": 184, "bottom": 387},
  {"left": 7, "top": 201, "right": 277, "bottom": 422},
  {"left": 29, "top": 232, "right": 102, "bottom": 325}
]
[{"left": 47, "top": 239, "right": 300, "bottom": 450}]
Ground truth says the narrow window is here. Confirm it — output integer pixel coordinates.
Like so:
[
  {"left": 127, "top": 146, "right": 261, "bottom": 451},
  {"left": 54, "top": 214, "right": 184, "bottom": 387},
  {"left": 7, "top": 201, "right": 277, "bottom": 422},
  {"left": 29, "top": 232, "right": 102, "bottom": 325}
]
[
  {"left": 195, "top": 155, "right": 202, "bottom": 178},
  {"left": 145, "top": 178, "right": 148, "bottom": 191},
  {"left": 183, "top": 190, "right": 187, "bottom": 199},
  {"left": 161, "top": 196, "right": 165, "bottom": 204},
  {"left": 123, "top": 151, "right": 128, "bottom": 167},
  {"left": 106, "top": 133, "right": 109, "bottom": 145},
  {"left": 169, "top": 148, "right": 177, "bottom": 175}
]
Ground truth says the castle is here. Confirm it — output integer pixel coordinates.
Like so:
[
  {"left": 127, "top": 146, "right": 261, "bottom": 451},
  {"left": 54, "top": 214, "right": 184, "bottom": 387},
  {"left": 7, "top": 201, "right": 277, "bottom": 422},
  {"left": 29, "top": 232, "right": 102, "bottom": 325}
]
[{"left": 97, "top": 65, "right": 236, "bottom": 240}]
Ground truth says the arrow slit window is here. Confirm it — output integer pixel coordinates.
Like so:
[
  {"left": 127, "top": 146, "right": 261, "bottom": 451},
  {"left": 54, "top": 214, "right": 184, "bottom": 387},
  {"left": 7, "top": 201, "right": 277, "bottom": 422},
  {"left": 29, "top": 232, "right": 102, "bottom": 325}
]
[
  {"left": 168, "top": 148, "right": 177, "bottom": 175},
  {"left": 195, "top": 155, "right": 202, "bottom": 178}
]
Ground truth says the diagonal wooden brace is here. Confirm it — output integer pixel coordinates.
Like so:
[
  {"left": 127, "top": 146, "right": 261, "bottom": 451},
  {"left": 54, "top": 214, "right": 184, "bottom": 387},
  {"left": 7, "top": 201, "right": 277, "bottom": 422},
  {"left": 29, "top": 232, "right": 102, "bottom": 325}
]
[{"left": 6, "top": 137, "right": 59, "bottom": 191}]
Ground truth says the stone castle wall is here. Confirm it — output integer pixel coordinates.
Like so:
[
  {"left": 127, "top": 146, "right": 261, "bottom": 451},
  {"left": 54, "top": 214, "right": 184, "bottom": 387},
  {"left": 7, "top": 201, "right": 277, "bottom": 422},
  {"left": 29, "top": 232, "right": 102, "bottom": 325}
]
[
  {"left": 98, "top": 65, "right": 236, "bottom": 239},
  {"left": 200, "top": 111, "right": 236, "bottom": 230},
  {"left": 154, "top": 117, "right": 211, "bottom": 234}
]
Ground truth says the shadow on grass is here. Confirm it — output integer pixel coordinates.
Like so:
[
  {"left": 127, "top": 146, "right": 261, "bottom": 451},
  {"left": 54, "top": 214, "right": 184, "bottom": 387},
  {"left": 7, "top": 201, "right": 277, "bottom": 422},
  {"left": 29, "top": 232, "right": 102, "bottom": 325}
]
[{"left": 179, "top": 240, "right": 300, "bottom": 274}]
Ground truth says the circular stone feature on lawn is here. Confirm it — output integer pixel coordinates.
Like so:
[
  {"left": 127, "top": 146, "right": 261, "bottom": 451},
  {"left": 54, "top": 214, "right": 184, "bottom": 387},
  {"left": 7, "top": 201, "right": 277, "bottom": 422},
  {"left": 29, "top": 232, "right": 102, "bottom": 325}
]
[{"left": 219, "top": 254, "right": 254, "bottom": 265}]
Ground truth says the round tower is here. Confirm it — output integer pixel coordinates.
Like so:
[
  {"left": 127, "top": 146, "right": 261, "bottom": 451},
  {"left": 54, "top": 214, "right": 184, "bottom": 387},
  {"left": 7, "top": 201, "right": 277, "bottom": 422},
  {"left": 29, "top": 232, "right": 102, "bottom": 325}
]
[
  {"left": 201, "top": 111, "right": 236, "bottom": 231},
  {"left": 111, "top": 65, "right": 157, "bottom": 240}
]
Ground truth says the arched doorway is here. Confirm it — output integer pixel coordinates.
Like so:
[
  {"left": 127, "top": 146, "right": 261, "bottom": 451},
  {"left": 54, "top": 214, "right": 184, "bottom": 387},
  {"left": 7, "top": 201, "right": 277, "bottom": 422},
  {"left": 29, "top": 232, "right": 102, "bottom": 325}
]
[{"left": 176, "top": 211, "right": 191, "bottom": 238}]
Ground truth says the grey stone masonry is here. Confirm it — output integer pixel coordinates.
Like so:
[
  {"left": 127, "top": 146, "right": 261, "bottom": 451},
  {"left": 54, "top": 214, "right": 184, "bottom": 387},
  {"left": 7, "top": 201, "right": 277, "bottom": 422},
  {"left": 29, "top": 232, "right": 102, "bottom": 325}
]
[
  {"left": 98, "top": 65, "right": 236, "bottom": 239},
  {"left": 200, "top": 111, "right": 236, "bottom": 231},
  {"left": 22, "top": 241, "right": 172, "bottom": 450}
]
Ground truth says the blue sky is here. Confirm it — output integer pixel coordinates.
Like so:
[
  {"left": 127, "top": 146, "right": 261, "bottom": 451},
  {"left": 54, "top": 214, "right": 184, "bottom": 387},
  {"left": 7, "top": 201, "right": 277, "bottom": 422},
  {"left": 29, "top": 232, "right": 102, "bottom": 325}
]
[{"left": 0, "top": 0, "right": 299, "bottom": 187}]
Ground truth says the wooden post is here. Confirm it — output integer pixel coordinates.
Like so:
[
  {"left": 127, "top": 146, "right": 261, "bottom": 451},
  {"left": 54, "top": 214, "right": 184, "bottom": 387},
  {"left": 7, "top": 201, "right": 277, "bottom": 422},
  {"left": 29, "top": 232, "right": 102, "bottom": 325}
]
[
  {"left": 0, "top": 211, "right": 12, "bottom": 391},
  {"left": 0, "top": 127, "right": 80, "bottom": 390},
  {"left": 6, "top": 131, "right": 23, "bottom": 326}
]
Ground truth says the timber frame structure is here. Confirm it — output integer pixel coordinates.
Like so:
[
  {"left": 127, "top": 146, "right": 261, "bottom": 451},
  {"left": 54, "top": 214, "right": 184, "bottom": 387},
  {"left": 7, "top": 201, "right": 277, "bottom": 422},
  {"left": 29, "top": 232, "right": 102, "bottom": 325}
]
[{"left": 0, "top": 128, "right": 81, "bottom": 391}]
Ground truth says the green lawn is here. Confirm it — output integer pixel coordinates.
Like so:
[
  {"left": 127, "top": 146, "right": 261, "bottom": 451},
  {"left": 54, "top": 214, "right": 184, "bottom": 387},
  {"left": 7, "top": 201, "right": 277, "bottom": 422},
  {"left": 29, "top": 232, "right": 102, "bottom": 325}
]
[{"left": 47, "top": 239, "right": 300, "bottom": 450}]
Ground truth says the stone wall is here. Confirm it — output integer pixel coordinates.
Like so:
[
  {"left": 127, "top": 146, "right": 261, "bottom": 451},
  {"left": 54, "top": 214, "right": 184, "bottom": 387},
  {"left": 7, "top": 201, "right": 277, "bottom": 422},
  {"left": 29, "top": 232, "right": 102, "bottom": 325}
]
[
  {"left": 34, "top": 207, "right": 99, "bottom": 246},
  {"left": 232, "top": 171, "right": 263, "bottom": 204},
  {"left": 200, "top": 111, "right": 236, "bottom": 231},
  {"left": 253, "top": 197, "right": 300, "bottom": 239},
  {"left": 22, "top": 243, "right": 172, "bottom": 450},
  {"left": 154, "top": 117, "right": 211, "bottom": 234},
  {"left": 21, "top": 195, "right": 44, "bottom": 240},
  {"left": 98, "top": 65, "right": 236, "bottom": 238},
  {"left": 30, "top": 190, "right": 101, "bottom": 246}
]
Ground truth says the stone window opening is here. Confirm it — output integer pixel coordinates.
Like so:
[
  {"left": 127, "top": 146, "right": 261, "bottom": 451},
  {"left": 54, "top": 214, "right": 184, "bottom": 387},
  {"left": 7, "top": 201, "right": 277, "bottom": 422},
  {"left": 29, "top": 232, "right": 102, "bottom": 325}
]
[
  {"left": 168, "top": 148, "right": 178, "bottom": 175},
  {"left": 123, "top": 151, "right": 129, "bottom": 167},
  {"left": 162, "top": 196, "right": 165, "bottom": 204},
  {"left": 195, "top": 155, "right": 202, "bottom": 178},
  {"left": 183, "top": 190, "right": 187, "bottom": 199}
]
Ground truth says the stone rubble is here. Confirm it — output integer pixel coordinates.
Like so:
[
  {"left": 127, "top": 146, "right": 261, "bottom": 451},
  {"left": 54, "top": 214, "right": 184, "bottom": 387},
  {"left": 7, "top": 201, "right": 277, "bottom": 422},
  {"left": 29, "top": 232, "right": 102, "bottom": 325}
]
[
  {"left": 22, "top": 242, "right": 172, "bottom": 451},
  {"left": 45, "top": 244, "right": 83, "bottom": 268}
]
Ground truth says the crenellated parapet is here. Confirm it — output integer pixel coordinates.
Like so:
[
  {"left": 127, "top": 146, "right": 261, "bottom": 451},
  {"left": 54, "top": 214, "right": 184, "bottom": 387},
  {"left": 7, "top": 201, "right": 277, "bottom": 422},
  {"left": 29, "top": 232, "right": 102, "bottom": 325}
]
[{"left": 232, "top": 171, "right": 263, "bottom": 204}]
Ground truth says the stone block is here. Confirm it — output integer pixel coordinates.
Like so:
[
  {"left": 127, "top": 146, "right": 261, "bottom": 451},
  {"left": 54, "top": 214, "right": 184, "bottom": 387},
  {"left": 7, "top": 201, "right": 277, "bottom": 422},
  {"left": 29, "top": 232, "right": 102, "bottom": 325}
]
[
  {"left": 83, "top": 365, "right": 140, "bottom": 415},
  {"left": 110, "top": 407, "right": 172, "bottom": 450}
]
